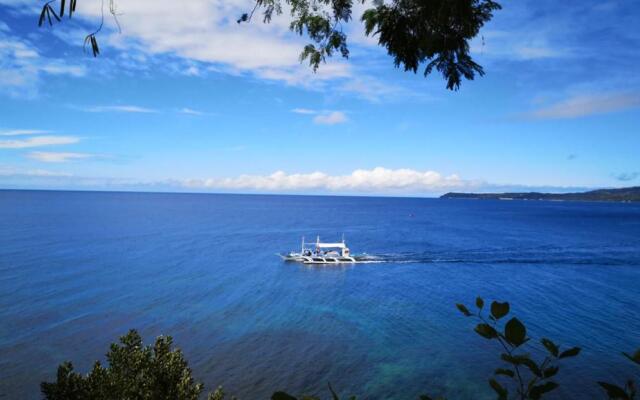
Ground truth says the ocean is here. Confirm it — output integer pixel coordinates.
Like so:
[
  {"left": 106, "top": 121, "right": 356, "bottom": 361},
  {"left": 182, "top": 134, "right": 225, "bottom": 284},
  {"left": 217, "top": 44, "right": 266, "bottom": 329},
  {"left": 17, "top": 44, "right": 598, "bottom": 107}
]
[{"left": 1, "top": 190, "right": 639, "bottom": 399}]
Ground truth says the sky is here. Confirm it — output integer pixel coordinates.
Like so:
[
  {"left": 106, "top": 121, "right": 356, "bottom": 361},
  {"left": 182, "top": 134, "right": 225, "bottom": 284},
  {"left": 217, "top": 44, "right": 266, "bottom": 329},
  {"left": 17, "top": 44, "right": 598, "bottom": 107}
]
[{"left": 0, "top": 0, "right": 639, "bottom": 196}]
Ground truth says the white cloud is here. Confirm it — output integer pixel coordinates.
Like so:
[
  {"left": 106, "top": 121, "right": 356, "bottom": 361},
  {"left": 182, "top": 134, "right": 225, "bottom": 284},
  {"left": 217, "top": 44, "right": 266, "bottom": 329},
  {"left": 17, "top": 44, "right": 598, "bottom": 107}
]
[
  {"left": 75, "top": 1, "right": 306, "bottom": 70},
  {"left": 179, "top": 107, "right": 207, "bottom": 116},
  {"left": 470, "top": 27, "right": 568, "bottom": 61},
  {"left": 253, "top": 62, "right": 352, "bottom": 88},
  {"left": 181, "top": 167, "right": 471, "bottom": 194},
  {"left": 0, "top": 129, "right": 50, "bottom": 136},
  {"left": 0, "top": 161, "right": 599, "bottom": 195},
  {"left": 39, "top": 63, "right": 87, "bottom": 77},
  {"left": 338, "top": 76, "right": 411, "bottom": 102},
  {"left": 0, "top": 29, "right": 86, "bottom": 96},
  {"left": 183, "top": 66, "right": 201, "bottom": 76},
  {"left": 81, "top": 105, "right": 158, "bottom": 113},
  {"left": 39, "top": 0, "right": 401, "bottom": 100},
  {"left": 292, "top": 109, "right": 349, "bottom": 124},
  {"left": 291, "top": 108, "right": 317, "bottom": 115},
  {"left": 0, "top": 136, "right": 80, "bottom": 149},
  {"left": 0, "top": 1, "right": 416, "bottom": 101},
  {"left": 0, "top": 166, "right": 72, "bottom": 178},
  {"left": 527, "top": 93, "right": 640, "bottom": 119},
  {"left": 27, "top": 152, "right": 94, "bottom": 163},
  {"left": 513, "top": 46, "right": 561, "bottom": 60},
  {"left": 313, "top": 111, "right": 348, "bottom": 125}
]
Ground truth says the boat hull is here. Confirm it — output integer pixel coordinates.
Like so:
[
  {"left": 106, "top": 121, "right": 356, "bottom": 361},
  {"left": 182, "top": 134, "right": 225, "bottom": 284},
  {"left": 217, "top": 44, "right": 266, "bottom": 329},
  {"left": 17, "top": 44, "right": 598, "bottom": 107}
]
[{"left": 279, "top": 254, "right": 357, "bottom": 264}]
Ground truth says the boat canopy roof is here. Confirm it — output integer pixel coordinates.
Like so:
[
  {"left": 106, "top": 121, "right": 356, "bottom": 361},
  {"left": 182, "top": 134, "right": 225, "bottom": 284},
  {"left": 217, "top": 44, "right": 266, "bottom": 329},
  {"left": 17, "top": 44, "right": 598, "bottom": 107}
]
[
  {"left": 302, "top": 237, "right": 347, "bottom": 249},
  {"left": 315, "top": 242, "right": 346, "bottom": 249}
]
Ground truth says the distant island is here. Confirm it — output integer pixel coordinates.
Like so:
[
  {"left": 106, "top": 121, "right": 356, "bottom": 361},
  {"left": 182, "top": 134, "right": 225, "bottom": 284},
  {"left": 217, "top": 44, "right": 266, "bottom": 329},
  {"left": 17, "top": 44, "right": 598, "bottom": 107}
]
[{"left": 441, "top": 186, "right": 640, "bottom": 202}]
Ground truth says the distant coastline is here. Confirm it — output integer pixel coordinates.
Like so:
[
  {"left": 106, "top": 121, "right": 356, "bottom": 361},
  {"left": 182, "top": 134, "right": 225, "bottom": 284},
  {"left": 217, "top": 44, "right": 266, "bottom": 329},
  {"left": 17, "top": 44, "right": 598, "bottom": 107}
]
[{"left": 441, "top": 186, "right": 640, "bottom": 202}]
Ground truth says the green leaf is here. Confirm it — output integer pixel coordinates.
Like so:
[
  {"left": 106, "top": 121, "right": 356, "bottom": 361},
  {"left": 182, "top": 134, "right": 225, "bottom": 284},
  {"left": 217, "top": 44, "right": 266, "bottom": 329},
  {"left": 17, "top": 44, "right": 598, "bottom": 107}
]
[
  {"left": 456, "top": 303, "right": 472, "bottom": 317},
  {"left": 490, "top": 301, "right": 509, "bottom": 320},
  {"left": 559, "top": 347, "right": 581, "bottom": 359},
  {"left": 501, "top": 353, "right": 535, "bottom": 368},
  {"left": 500, "top": 353, "right": 517, "bottom": 364},
  {"left": 93, "top": 36, "right": 100, "bottom": 56},
  {"left": 504, "top": 317, "right": 526, "bottom": 347},
  {"left": 476, "top": 297, "right": 484, "bottom": 310},
  {"left": 543, "top": 366, "right": 559, "bottom": 379},
  {"left": 488, "top": 378, "right": 508, "bottom": 400},
  {"left": 272, "top": 392, "right": 298, "bottom": 400},
  {"left": 598, "top": 382, "right": 630, "bottom": 400},
  {"left": 209, "top": 386, "right": 226, "bottom": 400},
  {"left": 502, "top": 353, "right": 541, "bottom": 377},
  {"left": 622, "top": 349, "right": 640, "bottom": 365},
  {"left": 529, "top": 381, "right": 559, "bottom": 400},
  {"left": 541, "top": 338, "right": 559, "bottom": 357},
  {"left": 474, "top": 323, "right": 498, "bottom": 339},
  {"left": 494, "top": 368, "right": 514, "bottom": 378},
  {"left": 520, "top": 358, "right": 542, "bottom": 378}
]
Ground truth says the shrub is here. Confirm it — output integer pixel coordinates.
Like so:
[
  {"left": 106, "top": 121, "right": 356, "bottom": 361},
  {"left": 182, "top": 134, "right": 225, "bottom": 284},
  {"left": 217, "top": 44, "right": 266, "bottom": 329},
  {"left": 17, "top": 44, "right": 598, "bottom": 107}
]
[{"left": 41, "top": 329, "right": 208, "bottom": 400}]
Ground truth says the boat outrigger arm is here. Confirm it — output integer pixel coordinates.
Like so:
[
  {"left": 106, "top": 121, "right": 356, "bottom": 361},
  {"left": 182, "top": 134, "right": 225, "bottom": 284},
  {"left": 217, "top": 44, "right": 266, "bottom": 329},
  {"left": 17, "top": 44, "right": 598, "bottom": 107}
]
[{"left": 280, "top": 235, "right": 356, "bottom": 264}]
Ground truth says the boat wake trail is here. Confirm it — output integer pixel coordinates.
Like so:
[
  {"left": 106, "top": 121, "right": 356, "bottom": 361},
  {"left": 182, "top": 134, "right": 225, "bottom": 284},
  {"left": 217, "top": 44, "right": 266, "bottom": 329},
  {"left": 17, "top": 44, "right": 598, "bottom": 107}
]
[{"left": 354, "top": 249, "right": 640, "bottom": 267}]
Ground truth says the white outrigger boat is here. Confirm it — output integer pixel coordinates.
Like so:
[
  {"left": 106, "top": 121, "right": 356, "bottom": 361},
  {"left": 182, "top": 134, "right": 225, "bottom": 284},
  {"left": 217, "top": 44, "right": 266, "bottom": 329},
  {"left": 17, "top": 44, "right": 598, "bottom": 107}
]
[{"left": 280, "top": 236, "right": 357, "bottom": 264}]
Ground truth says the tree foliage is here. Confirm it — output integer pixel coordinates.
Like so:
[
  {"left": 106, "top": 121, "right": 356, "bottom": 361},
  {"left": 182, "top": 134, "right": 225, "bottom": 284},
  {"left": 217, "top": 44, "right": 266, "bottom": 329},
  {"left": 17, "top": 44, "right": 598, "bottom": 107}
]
[
  {"left": 41, "top": 329, "right": 214, "bottom": 400},
  {"left": 37, "top": 0, "right": 501, "bottom": 90},
  {"left": 362, "top": 0, "right": 501, "bottom": 90}
]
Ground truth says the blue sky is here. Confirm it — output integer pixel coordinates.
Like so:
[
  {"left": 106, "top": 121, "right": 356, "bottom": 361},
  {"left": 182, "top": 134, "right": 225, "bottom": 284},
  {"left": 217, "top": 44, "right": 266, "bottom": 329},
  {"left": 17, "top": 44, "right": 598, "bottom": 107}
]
[{"left": 0, "top": 0, "right": 638, "bottom": 195}]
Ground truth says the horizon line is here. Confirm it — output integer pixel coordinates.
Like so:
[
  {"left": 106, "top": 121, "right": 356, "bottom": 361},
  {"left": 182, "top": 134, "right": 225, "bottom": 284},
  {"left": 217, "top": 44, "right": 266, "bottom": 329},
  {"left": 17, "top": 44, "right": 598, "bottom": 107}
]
[{"left": 0, "top": 185, "right": 637, "bottom": 199}]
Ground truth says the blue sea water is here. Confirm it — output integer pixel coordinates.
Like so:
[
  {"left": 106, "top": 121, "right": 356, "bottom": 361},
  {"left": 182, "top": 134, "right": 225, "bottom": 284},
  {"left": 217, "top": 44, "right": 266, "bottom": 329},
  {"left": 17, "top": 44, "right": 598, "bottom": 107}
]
[{"left": 1, "top": 190, "right": 639, "bottom": 399}]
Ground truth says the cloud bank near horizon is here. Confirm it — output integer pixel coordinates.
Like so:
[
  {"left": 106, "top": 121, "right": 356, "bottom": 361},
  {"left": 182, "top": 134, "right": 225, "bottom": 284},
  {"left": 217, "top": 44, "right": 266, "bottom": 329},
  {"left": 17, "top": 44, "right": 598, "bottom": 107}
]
[
  {"left": 180, "top": 167, "right": 473, "bottom": 193},
  {"left": 0, "top": 166, "right": 485, "bottom": 195},
  {"left": 0, "top": 164, "right": 604, "bottom": 196}
]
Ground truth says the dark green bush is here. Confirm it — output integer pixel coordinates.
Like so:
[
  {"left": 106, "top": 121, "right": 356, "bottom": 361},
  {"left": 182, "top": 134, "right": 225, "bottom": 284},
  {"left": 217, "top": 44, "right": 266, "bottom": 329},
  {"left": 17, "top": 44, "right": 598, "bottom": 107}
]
[{"left": 41, "top": 329, "right": 213, "bottom": 400}]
